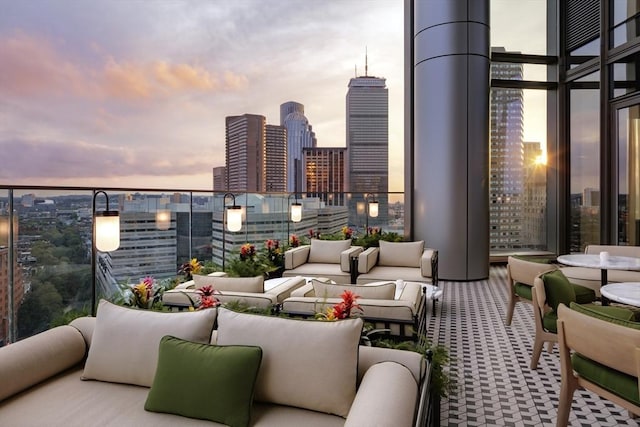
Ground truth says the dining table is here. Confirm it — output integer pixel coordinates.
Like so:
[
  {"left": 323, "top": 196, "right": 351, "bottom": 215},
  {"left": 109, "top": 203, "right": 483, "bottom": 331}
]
[
  {"left": 556, "top": 253, "right": 640, "bottom": 289},
  {"left": 600, "top": 282, "right": 640, "bottom": 307}
]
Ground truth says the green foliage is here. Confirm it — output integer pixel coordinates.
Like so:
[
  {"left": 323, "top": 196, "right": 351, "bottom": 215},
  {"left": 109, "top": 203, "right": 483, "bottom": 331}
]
[
  {"left": 50, "top": 307, "right": 90, "bottom": 328},
  {"left": 225, "top": 257, "right": 276, "bottom": 278},
  {"left": 369, "top": 333, "right": 456, "bottom": 399},
  {"left": 351, "top": 230, "right": 404, "bottom": 249},
  {"left": 221, "top": 300, "right": 274, "bottom": 316}
]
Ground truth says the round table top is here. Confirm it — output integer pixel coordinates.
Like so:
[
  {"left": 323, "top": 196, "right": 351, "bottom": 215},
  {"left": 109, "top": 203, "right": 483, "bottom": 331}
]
[
  {"left": 600, "top": 282, "right": 640, "bottom": 307},
  {"left": 557, "top": 254, "right": 640, "bottom": 271}
]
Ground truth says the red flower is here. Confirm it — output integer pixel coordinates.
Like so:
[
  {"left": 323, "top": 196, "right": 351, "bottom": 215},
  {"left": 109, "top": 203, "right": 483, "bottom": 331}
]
[
  {"left": 289, "top": 234, "right": 300, "bottom": 247},
  {"left": 199, "top": 295, "right": 218, "bottom": 309}
]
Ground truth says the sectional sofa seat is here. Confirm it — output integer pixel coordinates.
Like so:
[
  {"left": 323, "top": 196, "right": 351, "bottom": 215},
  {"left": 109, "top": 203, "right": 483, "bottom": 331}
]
[
  {"left": 0, "top": 300, "right": 427, "bottom": 427},
  {"left": 282, "top": 239, "right": 363, "bottom": 284},
  {"left": 162, "top": 275, "right": 306, "bottom": 310},
  {"left": 560, "top": 245, "right": 640, "bottom": 294},
  {"left": 281, "top": 279, "right": 426, "bottom": 338},
  {"left": 355, "top": 240, "right": 438, "bottom": 286}
]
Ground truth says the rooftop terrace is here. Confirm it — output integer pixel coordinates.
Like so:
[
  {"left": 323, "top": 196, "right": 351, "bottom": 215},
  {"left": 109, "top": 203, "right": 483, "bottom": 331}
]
[{"left": 434, "top": 265, "right": 637, "bottom": 426}]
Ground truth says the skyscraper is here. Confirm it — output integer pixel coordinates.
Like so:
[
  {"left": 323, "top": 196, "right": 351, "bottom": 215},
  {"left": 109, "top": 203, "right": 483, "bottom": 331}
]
[
  {"left": 264, "top": 124, "right": 287, "bottom": 192},
  {"left": 523, "top": 141, "right": 546, "bottom": 249},
  {"left": 490, "top": 47, "right": 524, "bottom": 249},
  {"left": 303, "top": 147, "right": 346, "bottom": 205},
  {"left": 280, "top": 101, "right": 316, "bottom": 193},
  {"left": 225, "top": 114, "right": 287, "bottom": 193},
  {"left": 346, "top": 64, "right": 388, "bottom": 228},
  {"left": 225, "top": 114, "right": 266, "bottom": 192},
  {"left": 212, "top": 166, "right": 226, "bottom": 191}
]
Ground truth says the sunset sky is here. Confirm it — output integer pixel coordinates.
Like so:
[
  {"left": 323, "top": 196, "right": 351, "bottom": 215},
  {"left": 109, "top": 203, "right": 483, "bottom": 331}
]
[{"left": 0, "top": 0, "right": 548, "bottom": 192}]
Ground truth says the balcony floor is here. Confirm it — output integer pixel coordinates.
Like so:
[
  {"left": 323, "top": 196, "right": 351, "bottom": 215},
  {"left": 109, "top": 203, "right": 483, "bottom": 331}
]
[{"left": 431, "top": 265, "right": 638, "bottom": 426}]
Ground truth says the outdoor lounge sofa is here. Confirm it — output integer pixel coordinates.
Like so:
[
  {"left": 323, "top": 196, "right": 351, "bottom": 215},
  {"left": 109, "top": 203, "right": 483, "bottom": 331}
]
[
  {"left": 162, "top": 274, "right": 306, "bottom": 310},
  {"left": 355, "top": 240, "right": 438, "bottom": 286},
  {"left": 0, "top": 300, "right": 428, "bottom": 427},
  {"left": 281, "top": 279, "right": 426, "bottom": 338},
  {"left": 282, "top": 239, "right": 363, "bottom": 284}
]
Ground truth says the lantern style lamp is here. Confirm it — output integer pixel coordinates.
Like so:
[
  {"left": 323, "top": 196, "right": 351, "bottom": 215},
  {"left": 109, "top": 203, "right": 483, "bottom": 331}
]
[
  {"left": 287, "top": 194, "right": 302, "bottom": 241},
  {"left": 365, "top": 194, "right": 379, "bottom": 234},
  {"left": 222, "top": 193, "right": 243, "bottom": 269},
  {"left": 92, "top": 190, "right": 120, "bottom": 315}
]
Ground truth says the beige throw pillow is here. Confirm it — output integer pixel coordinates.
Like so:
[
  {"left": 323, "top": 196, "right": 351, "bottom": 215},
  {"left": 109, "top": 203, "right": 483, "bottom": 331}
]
[
  {"left": 312, "top": 280, "right": 396, "bottom": 300},
  {"left": 378, "top": 240, "right": 424, "bottom": 268},
  {"left": 82, "top": 300, "right": 217, "bottom": 387},
  {"left": 193, "top": 275, "right": 264, "bottom": 293},
  {"left": 308, "top": 239, "right": 351, "bottom": 264},
  {"left": 216, "top": 308, "right": 362, "bottom": 417}
]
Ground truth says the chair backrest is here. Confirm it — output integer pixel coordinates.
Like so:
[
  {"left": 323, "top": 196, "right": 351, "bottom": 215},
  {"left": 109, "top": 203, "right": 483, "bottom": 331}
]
[
  {"left": 585, "top": 244, "right": 640, "bottom": 258},
  {"left": 557, "top": 304, "right": 640, "bottom": 377},
  {"left": 507, "top": 256, "right": 557, "bottom": 287}
]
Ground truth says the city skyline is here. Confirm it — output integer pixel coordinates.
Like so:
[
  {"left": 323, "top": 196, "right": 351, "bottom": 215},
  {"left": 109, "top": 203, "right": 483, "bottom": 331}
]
[{"left": 0, "top": 1, "right": 548, "bottom": 193}]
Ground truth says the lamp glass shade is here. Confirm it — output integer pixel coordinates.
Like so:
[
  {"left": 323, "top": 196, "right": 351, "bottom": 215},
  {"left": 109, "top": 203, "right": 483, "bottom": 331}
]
[
  {"left": 368, "top": 201, "right": 379, "bottom": 218},
  {"left": 290, "top": 203, "right": 302, "bottom": 223},
  {"left": 226, "top": 207, "right": 243, "bottom": 232},
  {"left": 155, "top": 210, "right": 171, "bottom": 230},
  {"left": 95, "top": 212, "right": 120, "bottom": 252}
]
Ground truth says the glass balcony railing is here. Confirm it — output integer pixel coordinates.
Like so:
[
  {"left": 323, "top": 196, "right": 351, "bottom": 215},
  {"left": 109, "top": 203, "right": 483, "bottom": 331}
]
[{"left": 0, "top": 185, "right": 405, "bottom": 344}]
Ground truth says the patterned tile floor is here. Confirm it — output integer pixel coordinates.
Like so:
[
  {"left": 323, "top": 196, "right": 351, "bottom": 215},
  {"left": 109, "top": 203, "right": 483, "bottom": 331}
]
[{"left": 430, "top": 265, "right": 639, "bottom": 427}]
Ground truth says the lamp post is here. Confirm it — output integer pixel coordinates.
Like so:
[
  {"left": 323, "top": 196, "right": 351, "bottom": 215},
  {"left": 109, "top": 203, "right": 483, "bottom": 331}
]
[
  {"left": 222, "top": 193, "right": 243, "bottom": 270},
  {"left": 92, "top": 190, "right": 120, "bottom": 315},
  {"left": 287, "top": 193, "right": 302, "bottom": 243},
  {"left": 365, "top": 193, "right": 379, "bottom": 234}
]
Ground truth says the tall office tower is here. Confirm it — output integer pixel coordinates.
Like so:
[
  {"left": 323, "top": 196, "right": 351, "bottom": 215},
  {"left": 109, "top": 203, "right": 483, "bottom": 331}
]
[
  {"left": 302, "top": 147, "right": 346, "bottom": 206},
  {"left": 490, "top": 47, "right": 524, "bottom": 249},
  {"left": 225, "top": 114, "right": 266, "bottom": 192},
  {"left": 264, "top": 125, "right": 287, "bottom": 192},
  {"left": 346, "top": 65, "right": 388, "bottom": 228},
  {"left": 523, "top": 142, "right": 547, "bottom": 249},
  {"left": 212, "top": 166, "right": 226, "bottom": 191},
  {"left": 280, "top": 101, "right": 317, "bottom": 193}
]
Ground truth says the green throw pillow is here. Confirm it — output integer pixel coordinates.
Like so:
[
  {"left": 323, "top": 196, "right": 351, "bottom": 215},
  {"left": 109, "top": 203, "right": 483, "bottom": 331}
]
[
  {"left": 542, "top": 269, "right": 576, "bottom": 313},
  {"left": 145, "top": 336, "right": 262, "bottom": 427}
]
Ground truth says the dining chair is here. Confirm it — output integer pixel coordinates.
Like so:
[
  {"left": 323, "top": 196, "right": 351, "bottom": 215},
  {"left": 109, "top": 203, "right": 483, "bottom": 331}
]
[
  {"left": 556, "top": 303, "right": 640, "bottom": 427},
  {"left": 505, "top": 256, "right": 557, "bottom": 326},
  {"left": 530, "top": 269, "right": 602, "bottom": 369}
]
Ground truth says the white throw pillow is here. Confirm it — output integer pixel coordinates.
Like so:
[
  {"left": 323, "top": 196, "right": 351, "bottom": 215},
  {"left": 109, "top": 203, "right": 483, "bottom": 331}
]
[
  {"left": 378, "top": 240, "right": 425, "bottom": 268},
  {"left": 308, "top": 239, "right": 352, "bottom": 264},
  {"left": 81, "top": 300, "right": 217, "bottom": 387},
  {"left": 312, "top": 280, "right": 396, "bottom": 300},
  {"left": 193, "top": 275, "right": 264, "bottom": 293},
  {"left": 216, "top": 307, "right": 363, "bottom": 417}
]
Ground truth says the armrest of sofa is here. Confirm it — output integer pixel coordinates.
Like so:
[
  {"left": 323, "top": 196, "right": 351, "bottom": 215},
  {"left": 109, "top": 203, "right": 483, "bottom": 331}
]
[
  {"left": 173, "top": 280, "right": 195, "bottom": 290},
  {"left": 358, "top": 247, "right": 380, "bottom": 273},
  {"left": 399, "top": 282, "right": 423, "bottom": 311},
  {"left": 341, "top": 246, "right": 364, "bottom": 272},
  {"left": 0, "top": 325, "right": 87, "bottom": 402},
  {"left": 284, "top": 245, "right": 311, "bottom": 269},
  {"left": 420, "top": 248, "right": 438, "bottom": 286},
  {"left": 290, "top": 282, "right": 314, "bottom": 297},
  {"left": 265, "top": 276, "right": 307, "bottom": 302},
  {"left": 345, "top": 362, "right": 418, "bottom": 427}
]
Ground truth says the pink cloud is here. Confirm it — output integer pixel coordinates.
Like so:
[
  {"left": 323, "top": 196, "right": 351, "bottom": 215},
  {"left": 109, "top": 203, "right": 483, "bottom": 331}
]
[{"left": 0, "top": 31, "right": 248, "bottom": 103}]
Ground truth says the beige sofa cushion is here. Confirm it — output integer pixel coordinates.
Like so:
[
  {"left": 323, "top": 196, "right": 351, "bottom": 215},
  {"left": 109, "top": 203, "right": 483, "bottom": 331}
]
[
  {"left": 193, "top": 274, "right": 264, "bottom": 293},
  {"left": 312, "top": 280, "right": 396, "bottom": 300},
  {"left": 82, "top": 300, "right": 217, "bottom": 387},
  {"left": 378, "top": 240, "right": 424, "bottom": 267},
  {"left": 216, "top": 307, "right": 362, "bottom": 418},
  {"left": 308, "top": 239, "right": 351, "bottom": 264}
]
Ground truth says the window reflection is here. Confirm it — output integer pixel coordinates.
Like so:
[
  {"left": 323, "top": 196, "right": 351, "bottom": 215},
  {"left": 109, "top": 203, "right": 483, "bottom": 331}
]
[{"left": 570, "top": 86, "right": 601, "bottom": 252}]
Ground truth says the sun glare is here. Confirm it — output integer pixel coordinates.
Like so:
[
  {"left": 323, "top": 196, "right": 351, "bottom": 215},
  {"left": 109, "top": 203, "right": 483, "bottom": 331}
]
[{"left": 534, "top": 153, "right": 547, "bottom": 166}]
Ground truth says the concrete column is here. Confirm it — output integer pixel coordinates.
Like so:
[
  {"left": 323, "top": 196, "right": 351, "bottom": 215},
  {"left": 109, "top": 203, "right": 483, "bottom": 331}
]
[{"left": 406, "top": 0, "right": 490, "bottom": 281}]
